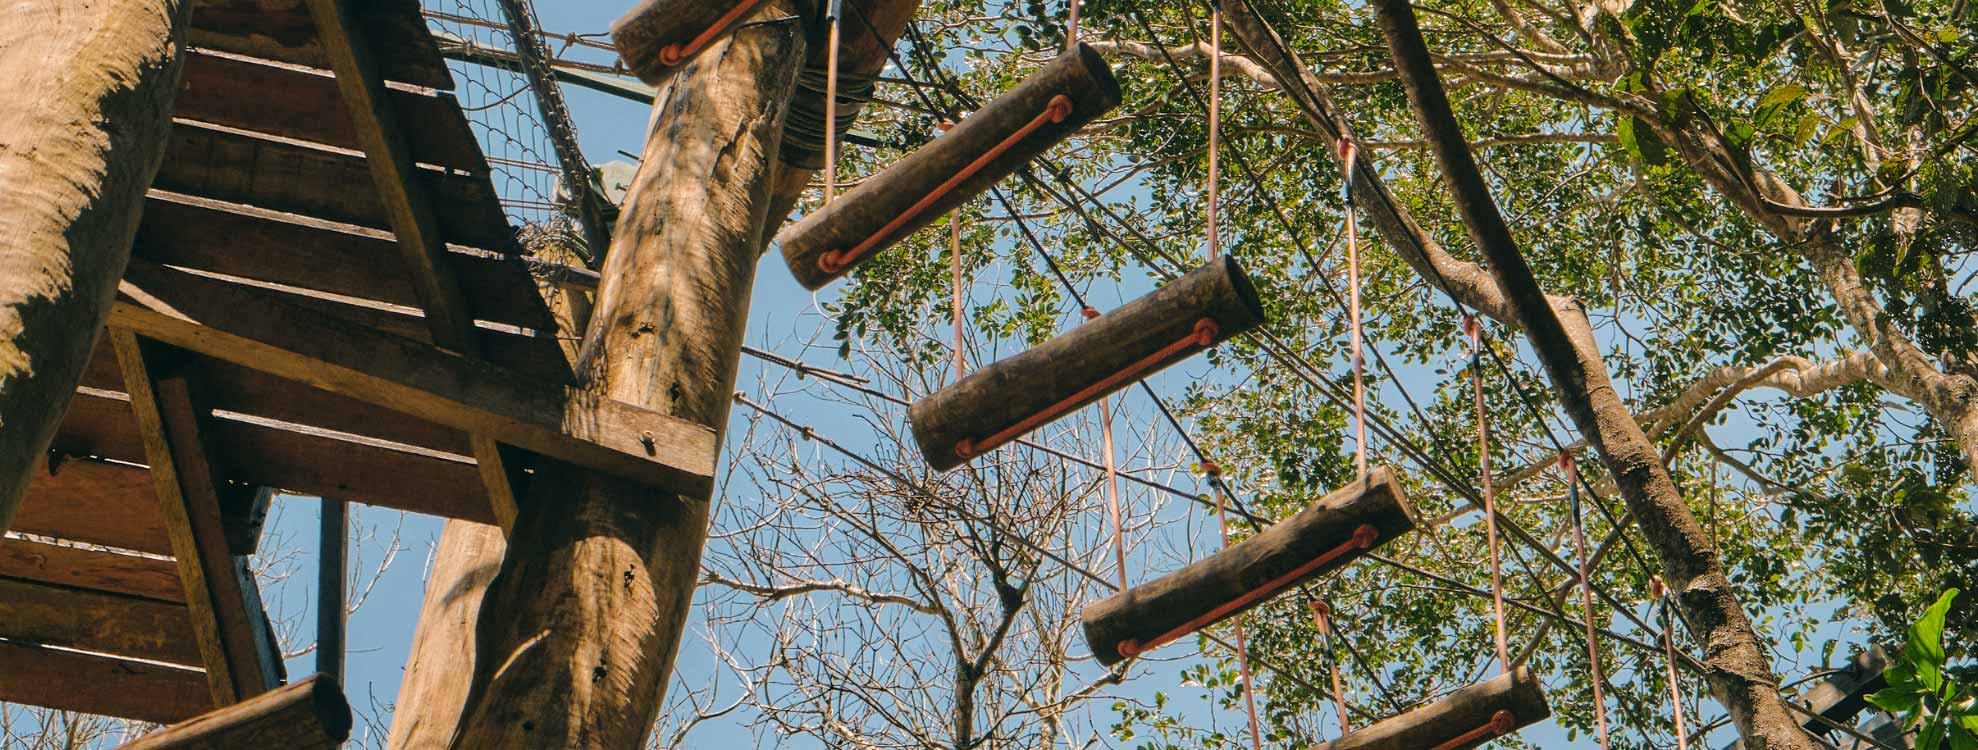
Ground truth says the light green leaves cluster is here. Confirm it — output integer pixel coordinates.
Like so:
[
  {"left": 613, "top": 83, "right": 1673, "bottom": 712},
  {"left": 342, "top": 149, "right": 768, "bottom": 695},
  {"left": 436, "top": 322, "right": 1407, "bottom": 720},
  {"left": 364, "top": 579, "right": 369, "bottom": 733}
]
[{"left": 1868, "top": 589, "right": 1976, "bottom": 750}]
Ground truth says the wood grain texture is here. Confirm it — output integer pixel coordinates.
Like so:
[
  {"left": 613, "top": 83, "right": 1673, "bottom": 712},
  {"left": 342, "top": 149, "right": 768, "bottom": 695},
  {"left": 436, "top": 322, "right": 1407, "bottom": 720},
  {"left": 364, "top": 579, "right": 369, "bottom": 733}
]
[
  {"left": 437, "top": 9, "right": 807, "bottom": 746},
  {"left": 1081, "top": 468, "right": 1415, "bottom": 666},
  {"left": 0, "top": 576, "right": 201, "bottom": 665},
  {"left": 119, "top": 673, "right": 352, "bottom": 749},
  {"left": 384, "top": 519, "right": 506, "bottom": 750},
  {"left": 114, "top": 332, "right": 284, "bottom": 702},
  {"left": 910, "top": 256, "right": 1266, "bottom": 471},
  {"left": 1316, "top": 668, "right": 1550, "bottom": 750},
  {"left": 0, "top": 0, "right": 188, "bottom": 534},
  {"left": 776, "top": 43, "right": 1120, "bottom": 290},
  {"left": 0, "top": 534, "right": 185, "bottom": 603},
  {"left": 177, "top": 50, "right": 484, "bottom": 172},
  {"left": 611, "top": 0, "right": 759, "bottom": 85},
  {"left": 114, "top": 261, "right": 719, "bottom": 497},
  {"left": 15, "top": 454, "right": 173, "bottom": 555},
  {"left": 188, "top": 0, "right": 452, "bottom": 89},
  {"left": 0, "top": 640, "right": 213, "bottom": 724},
  {"left": 155, "top": 120, "right": 517, "bottom": 252}
]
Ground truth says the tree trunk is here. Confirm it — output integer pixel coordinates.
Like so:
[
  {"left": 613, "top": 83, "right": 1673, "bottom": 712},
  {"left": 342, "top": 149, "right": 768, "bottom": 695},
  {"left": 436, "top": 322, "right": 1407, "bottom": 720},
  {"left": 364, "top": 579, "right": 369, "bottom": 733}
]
[
  {"left": 1368, "top": 2, "right": 1815, "bottom": 748},
  {"left": 437, "top": 9, "right": 806, "bottom": 747},
  {"left": 0, "top": 0, "right": 189, "bottom": 532}
]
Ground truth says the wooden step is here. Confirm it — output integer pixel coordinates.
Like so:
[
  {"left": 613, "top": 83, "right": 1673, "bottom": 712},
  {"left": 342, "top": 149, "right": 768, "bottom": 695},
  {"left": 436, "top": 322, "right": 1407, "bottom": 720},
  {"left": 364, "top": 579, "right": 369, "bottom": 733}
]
[
  {"left": 0, "top": 641, "right": 213, "bottom": 725},
  {"left": 15, "top": 456, "right": 173, "bottom": 556},
  {"left": 189, "top": 0, "right": 452, "bottom": 90},
  {"left": 0, "top": 535, "right": 185, "bottom": 604},
  {"left": 0, "top": 577, "right": 203, "bottom": 666}
]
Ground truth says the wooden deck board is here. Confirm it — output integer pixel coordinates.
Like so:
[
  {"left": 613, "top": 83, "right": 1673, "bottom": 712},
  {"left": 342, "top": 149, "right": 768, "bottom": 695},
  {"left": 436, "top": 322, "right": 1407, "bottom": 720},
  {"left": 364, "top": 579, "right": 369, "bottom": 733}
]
[
  {"left": 0, "top": 641, "right": 214, "bottom": 725},
  {"left": 15, "top": 455, "right": 172, "bottom": 556},
  {"left": 0, "top": 577, "right": 203, "bottom": 666},
  {"left": 189, "top": 0, "right": 453, "bottom": 90},
  {"left": 0, "top": 536, "right": 185, "bottom": 604}
]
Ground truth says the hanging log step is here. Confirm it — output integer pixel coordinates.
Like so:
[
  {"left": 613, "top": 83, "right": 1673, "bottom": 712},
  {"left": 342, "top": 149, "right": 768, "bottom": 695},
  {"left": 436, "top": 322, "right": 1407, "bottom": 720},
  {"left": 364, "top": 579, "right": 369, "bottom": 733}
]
[
  {"left": 117, "top": 673, "right": 352, "bottom": 749},
  {"left": 1082, "top": 467, "right": 1413, "bottom": 666},
  {"left": 1317, "top": 667, "right": 1551, "bottom": 750},
  {"left": 911, "top": 257, "right": 1264, "bottom": 472},
  {"left": 778, "top": 43, "right": 1121, "bottom": 290},
  {"left": 613, "top": 0, "right": 770, "bottom": 85}
]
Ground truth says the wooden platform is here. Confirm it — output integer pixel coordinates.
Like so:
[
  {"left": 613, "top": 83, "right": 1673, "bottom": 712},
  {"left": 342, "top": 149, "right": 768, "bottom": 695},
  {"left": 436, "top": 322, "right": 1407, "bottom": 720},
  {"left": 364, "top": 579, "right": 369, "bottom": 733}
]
[{"left": 4, "top": 0, "right": 717, "bottom": 724}]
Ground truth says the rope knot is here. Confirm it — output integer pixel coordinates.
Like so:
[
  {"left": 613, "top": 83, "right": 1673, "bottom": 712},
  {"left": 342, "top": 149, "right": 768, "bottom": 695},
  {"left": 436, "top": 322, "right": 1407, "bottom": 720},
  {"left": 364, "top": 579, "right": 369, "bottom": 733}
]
[
  {"left": 1349, "top": 523, "right": 1379, "bottom": 550},
  {"left": 1044, "top": 94, "right": 1075, "bottom": 124},
  {"left": 1192, "top": 318, "right": 1220, "bottom": 346},
  {"left": 1081, "top": 306, "right": 1101, "bottom": 321},
  {"left": 1200, "top": 460, "right": 1223, "bottom": 478}
]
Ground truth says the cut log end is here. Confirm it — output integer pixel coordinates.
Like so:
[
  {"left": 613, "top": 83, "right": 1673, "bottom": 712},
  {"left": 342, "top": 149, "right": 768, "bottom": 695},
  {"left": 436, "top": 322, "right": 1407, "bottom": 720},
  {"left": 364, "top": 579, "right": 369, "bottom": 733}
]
[
  {"left": 1081, "top": 467, "right": 1415, "bottom": 666},
  {"left": 118, "top": 673, "right": 352, "bottom": 749},
  {"left": 611, "top": 0, "right": 767, "bottom": 86}
]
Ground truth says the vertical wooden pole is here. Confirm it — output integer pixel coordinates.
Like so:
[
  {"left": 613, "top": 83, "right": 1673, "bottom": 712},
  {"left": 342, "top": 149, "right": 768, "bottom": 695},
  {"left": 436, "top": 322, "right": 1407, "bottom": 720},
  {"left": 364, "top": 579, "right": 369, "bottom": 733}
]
[
  {"left": 0, "top": 0, "right": 189, "bottom": 531},
  {"left": 433, "top": 9, "right": 806, "bottom": 747},
  {"left": 317, "top": 497, "right": 346, "bottom": 684}
]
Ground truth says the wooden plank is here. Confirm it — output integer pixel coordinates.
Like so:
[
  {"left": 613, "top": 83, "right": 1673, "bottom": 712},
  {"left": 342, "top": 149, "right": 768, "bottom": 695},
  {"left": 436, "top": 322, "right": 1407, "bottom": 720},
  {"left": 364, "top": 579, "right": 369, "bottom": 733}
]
[
  {"left": 0, "top": 640, "right": 214, "bottom": 725},
  {"left": 1316, "top": 668, "right": 1551, "bottom": 750},
  {"left": 155, "top": 120, "right": 517, "bottom": 252},
  {"left": 1081, "top": 468, "right": 1416, "bottom": 666},
  {"left": 910, "top": 256, "right": 1266, "bottom": 471},
  {"left": 119, "top": 673, "right": 351, "bottom": 749},
  {"left": 178, "top": 50, "right": 483, "bottom": 172},
  {"left": 113, "top": 332, "right": 283, "bottom": 703},
  {"left": 305, "top": 0, "right": 523, "bottom": 531},
  {"left": 0, "top": 535, "right": 185, "bottom": 604},
  {"left": 15, "top": 455, "right": 173, "bottom": 556},
  {"left": 115, "top": 261, "right": 721, "bottom": 499},
  {"left": 0, "top": 577, "right": 202, "bottom": 665},
  {"left": 138, "top": 191, "right": 554, "bottom": 332},
  {"left": 188, "top": 0, "right": 453, "bottom": 90},
  {"left": 56, "top": 389, "right": 494, "bottom": 524}
]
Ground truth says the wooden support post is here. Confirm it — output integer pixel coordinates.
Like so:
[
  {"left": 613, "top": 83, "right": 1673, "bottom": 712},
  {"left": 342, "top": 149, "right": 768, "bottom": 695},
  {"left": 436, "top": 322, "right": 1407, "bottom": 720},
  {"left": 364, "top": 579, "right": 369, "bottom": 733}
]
[
  {"left": 0, "top": 0, "right": 188, "bottom": 533},
  {"left": 911, "top": 256, "right": 1266, "bottom": 471},
  {"left": 776, "top": 43, "right": 1121, "bottom": 290},
  {"left": 415, "top": 7, "right": 807, "bottom": 746},
  {"left": 304, "top": 0, "right": 526, "bottom": 532},
  {"left": 119, "top": 673, "right": 352, "bottom": 750},
  {"left": 317, "top": 496, "right": 347, "bottom": 684},
  {"left": 1081, "top": 468, "right": 1415, "bottom": 666},
  {"left": 1316, "top": 667, "right": 1550, "bottom": 750},
  {"left": 219, "top": 485, "right": 274, "bottom": 555},
  {"left": 112, "top": 331, "right": 283, "bottom": 705},
  {"left": 1366, "top": 2, "right": 1815, "bottom": 747}
]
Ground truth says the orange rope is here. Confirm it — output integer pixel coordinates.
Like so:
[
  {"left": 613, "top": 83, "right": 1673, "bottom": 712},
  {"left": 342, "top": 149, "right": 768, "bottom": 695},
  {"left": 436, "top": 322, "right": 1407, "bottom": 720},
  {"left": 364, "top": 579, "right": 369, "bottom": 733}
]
[
  {"left": 1341, "top": 139, "right": 1366, "bottom": 478},
  {"left": 955, "top": 317, "right": 1217, "bottom": 460},
  {"left": 1467, "top": 315, "right": 1510, "bottom": 673},
  {"left": 1308, "top": 599, "right": 1353, "bottom": 735},
  {"left": 1066, "top": 0, "right": 1082, "bottom": 48},
  {"left": 1432, "top": 710, "right": 1517, "bottom": 750},
  {"left": 1210, "top": 482, "right": 1264, "bottom": 750},
  {"left": 1206, "top": 8, "right": 1222, "bottom": 262},
  {"left": 1091, "top": 307, "right": 1129, "bottom": 588},
  {"left": 1116, "top": 522, "right": 1378, "bottom": 658},
  {"left": 1564, "top": 452, "right": 1612, "bottom": 750},
  {"left": 944, "top": 121, "right": 966, "bottom": 383},
  {"left": 820, "top": 95, "right": 1075, "bottom": 274},
  {"left": 1653, "top": 576, "right": 1692, "bottom": 750},
  {"left": 656, "top": 0, "right": 768, "bottom": 66},
  {"left": 822, "top": 0, "right": 842, "bottom": 206}
]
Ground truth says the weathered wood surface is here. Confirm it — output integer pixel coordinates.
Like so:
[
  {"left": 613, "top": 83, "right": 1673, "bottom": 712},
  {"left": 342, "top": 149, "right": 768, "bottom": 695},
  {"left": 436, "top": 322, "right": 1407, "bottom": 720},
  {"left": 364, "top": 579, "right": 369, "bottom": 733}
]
[
  {"left": 384, "top": 519, "right": 506, "bottom": 750},
  {"left": 115, "top": 261, "right": 719, "bottom": 496},
  {"left": 911, "top": 256, "right": 1266, "bottom": 471},
  {"left": 120, "top": 673, "right": 352, "bottom": 750},
  {"left": 0, "top": 534, "right": 185, "bottom": 603},
  {"left": 1800, "top": 646, "right": 1891, "bottom": 736},
  {"left": 1369, "top": 1, "right": 1814, "bottom": 747},
  {"left": 0, "top": 0, "right": 189, "bottom": 534},
  {"left": 436, "top": 10, "right": 807, "bottom": 746},
  {"left": 156, "top": 120, "right": 517, "bottom": 253},
  {"left": 15, "top": 454, "right": 174, "bottom": 555},
  {"left": 219, "top": 484, "right": 273, "bottom": 555},
  {"left": 139, "top": 192, "right": 553, "bottom": 332},
  {"left": 0, "top": 640, "right": 213, "bottom": 724},
  {"left": 188, "top": 0, "right": 452, "bottom": 89},
  {"left": 56, "top": 388, "right": 493, "bottom": 523},
  {"left": 1081, "top": 468, "right": 1414, "bottom": 666},
  {"left": 1317, "top": 668, "right": 1550, "bottom": 750},
  {"left": 776, "top": 43, "right": 1119, "bottom": 290},
  {"left": 178, "top": 50, "right": 484, "bottom": 172},
  {"left": 115, "top": 332, "right": 284, "bottom": 703},
  {"left": 0, "top": 576, "right": 202, "bottom": 665},
  {"left": 611, "top": 0, "right": 761, "bottom": 85}
]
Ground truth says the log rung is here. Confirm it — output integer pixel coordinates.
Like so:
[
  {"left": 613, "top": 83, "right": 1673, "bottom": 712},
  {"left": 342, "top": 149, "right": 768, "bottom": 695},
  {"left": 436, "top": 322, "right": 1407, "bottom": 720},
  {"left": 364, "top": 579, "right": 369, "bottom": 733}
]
[
  {"left": 1316, "top": 668, "right": 1551, "bottom": 750},
  {"left": 612, "top": 0, "right": 769, "bottom": 85}
]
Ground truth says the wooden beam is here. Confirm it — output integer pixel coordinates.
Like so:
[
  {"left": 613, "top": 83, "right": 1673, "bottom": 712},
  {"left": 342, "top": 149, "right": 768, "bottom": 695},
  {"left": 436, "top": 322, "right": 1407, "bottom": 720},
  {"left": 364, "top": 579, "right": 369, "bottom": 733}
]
[
  {"left": 178, "top": 50, "right": 484, "bottom": 172},
  {"left": 0, "top": 640, "right": 213, "bottom": 725},
  {"left": 1316, "top": 668, "right": 1551, "bottom": 750},
  {"left": 0, "top": 534, "right": 185, "bottom": 603},
  {"left": 114, "top": 261, "right": 719, "bottom": 498},
  {"left": 112, "top": 330, "right": 282, "bottom": 704},
  {"left": 219, "top": 484, "right": 273, "bottom": 555},
  {"left": 187, "top": 0, "right": 453, "bottom": 89},
  {"left": 1799, "top": 646, "right": 1892, "bottom": 736},
  {"left": 317, "top": 497, "right": 347, "bottom": 684},
  {"left": 0, "top": 576, "right": 201, "bottom": 665},
  {"left": 15, "top": 455, "right": 173, "bottom": 556},
  {"left": 0, "top": 0, "right": 188, "bottom": 535},
  {"left": 1081, "top": 468, "right": 1416, "bottom": 666},
  {"left": 119, "top": 673, "right": 352, "bottom": 749}
]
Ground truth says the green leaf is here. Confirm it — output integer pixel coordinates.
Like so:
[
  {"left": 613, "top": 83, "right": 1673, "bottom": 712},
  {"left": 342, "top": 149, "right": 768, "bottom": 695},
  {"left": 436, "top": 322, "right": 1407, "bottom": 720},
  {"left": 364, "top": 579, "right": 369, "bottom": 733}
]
[
  {"left": 1869, "top": 685, "right": 1923, "bottom": 715},
  {"left": 1758, "top": 83, "right": 1811, "bottom": 110},
  {"left": 1913, "top": 589, "right": 1958, "bottom": 667}
]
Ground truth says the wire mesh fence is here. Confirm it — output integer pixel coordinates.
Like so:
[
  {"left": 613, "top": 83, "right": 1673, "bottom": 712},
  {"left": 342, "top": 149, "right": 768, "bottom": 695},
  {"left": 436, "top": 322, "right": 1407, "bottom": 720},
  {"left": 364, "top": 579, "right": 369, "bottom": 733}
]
[{"left": 420, "top": 0, "right": 563, "bottom": 231}]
